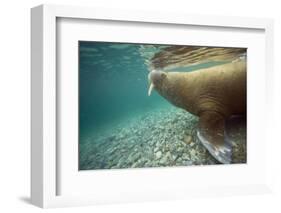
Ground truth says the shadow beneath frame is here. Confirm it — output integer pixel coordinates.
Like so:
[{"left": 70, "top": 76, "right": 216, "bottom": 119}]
[{"left": 18, "top": 196, "right": 32, "bottom": 205}]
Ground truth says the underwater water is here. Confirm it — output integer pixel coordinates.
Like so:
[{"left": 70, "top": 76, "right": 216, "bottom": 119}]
[{"left": 79, "top": 42, "right": 247, "bottom": 170}]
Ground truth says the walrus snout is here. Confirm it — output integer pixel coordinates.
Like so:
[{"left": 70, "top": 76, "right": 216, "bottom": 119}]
[
  {"left": 148, "top": 70, "right": 167, "bottom": 96},
  {"left": 149, "top": 70, "right": 166, "bottom": 84}
]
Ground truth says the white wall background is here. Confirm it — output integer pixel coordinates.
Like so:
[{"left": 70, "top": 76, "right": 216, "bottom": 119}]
[{"left": 0, "top": 0, "right": 280, "bottom": 212}]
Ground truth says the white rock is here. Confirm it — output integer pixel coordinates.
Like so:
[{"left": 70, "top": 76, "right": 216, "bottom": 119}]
[
  {"left": 183, "top": 135, "right": 192, "bottom": 144},
  {"left": 190, "top": 149, "right": 197, "bottom": 157},
  {"left": 155, "top": 151, "right": 162, "bottom": 159},
  {"left": 172, "top": 155, "right": 177, "bottom": 161},
  {"left": 182, "top": 153, "right": 190, "bottom": 160},
  {"left": 159, "top": 157, "right": 166, "bottom": 165}
]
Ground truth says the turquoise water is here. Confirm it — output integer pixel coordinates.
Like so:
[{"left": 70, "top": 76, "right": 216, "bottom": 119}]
[
  {"left": 79, "top": 42, "right": 169, "bottom": 136},
  {"left": 79, "top": 42, "right": 246, "bottom": 170}
]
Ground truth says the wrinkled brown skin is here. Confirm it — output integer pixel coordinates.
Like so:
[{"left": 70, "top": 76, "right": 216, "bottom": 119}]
[
  {"left": 152, "top": 61, "right": 246, "bottom": 151},
  {"left": 155, "top": 61, "right": 246, "bottom": 118}
]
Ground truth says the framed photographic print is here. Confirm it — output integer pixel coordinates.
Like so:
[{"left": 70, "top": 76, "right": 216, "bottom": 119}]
[{"left": 31, "top": 4, "right": 274, "bottom": 208}]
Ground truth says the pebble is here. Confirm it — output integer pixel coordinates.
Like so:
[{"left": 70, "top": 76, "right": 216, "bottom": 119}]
[
  {"left": 182, "top": 153, "right": 190, "bottom": 160},
  {"left": 155, "top": 151, "right": 162, "bottom": 159},
  {"left": 183, "top": 134, "right": 192, "bottom": 144},
  {"left": 190, "top": 149, "right": 196, "bottom": 157},
  {"left": 159, "top": 157, "right": 167, "bottom": 165}
]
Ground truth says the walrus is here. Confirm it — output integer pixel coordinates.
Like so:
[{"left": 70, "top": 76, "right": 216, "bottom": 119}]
[{"left": 148, "top": 60, "right": 246, "bottom": 164}]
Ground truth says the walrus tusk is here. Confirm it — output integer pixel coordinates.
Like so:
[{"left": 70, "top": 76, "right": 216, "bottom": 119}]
[{"left": 148, "top": 83, "right": 154, "bottom": 96}]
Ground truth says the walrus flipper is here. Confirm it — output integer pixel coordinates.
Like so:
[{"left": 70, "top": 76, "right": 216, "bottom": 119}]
[{"left": 197, "top": 111, "right": 232, "bottom": 164}]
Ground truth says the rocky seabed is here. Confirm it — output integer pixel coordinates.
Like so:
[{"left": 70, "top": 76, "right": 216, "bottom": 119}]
[{"left": 79, "top": 107, "right": 246, "bottom": 170}]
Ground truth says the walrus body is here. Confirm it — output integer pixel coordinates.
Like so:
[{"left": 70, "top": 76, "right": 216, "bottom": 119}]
[{"left": 148, "top": 61, "right": 246, "bottom": 164}]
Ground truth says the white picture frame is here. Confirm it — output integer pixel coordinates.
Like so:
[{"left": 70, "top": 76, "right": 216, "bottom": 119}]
[{"left": 31, "top": 4, "right": 274, "bottom": 208}]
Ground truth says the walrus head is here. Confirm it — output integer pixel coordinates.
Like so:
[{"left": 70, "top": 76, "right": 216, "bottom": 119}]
[
  {"left": 148, "top": 70, "right": 167, "bottom": 96},
  {"left": 148, "top": 70, "right": 185, "bottom": 109}
]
